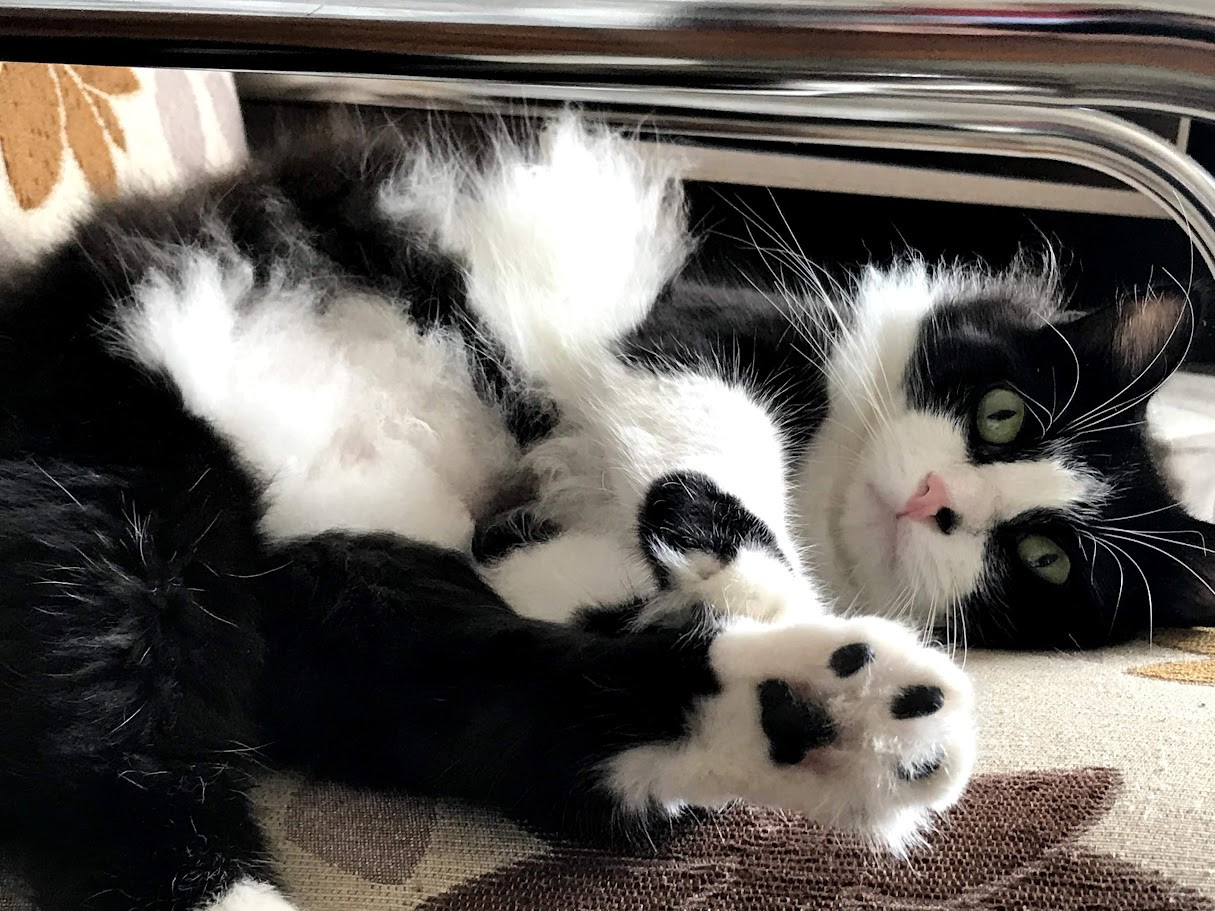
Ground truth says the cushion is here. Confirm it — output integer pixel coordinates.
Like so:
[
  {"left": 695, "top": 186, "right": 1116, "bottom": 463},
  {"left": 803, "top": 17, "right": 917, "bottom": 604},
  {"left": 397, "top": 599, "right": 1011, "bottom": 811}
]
[{"left": 0, "top": 62, "right": 246, "bottom": 265}]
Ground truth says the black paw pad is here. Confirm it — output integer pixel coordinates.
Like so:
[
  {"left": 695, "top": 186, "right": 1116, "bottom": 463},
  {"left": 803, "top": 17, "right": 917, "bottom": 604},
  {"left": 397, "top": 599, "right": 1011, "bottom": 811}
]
[
  {"left": 897, "top": 750, "right": 944, "bottom": 782},
  {"left": 891, "top": 684, "right": 945, "bottom": 720},
  {"left": 758, "top": 679, "right": 836, "bottom": 765},
  {"left": 828, "top": 642, "right": 874, "bottom": 678}
]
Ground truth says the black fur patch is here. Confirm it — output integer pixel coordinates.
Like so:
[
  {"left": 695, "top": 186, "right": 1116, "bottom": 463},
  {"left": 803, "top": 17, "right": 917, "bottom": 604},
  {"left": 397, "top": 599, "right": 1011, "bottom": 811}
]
[
  {"left": 638, "top": 470, "right": 785, "bottom": 587},
  {"left": 472, "top": 507, "right": 562, "bottom": 564}
]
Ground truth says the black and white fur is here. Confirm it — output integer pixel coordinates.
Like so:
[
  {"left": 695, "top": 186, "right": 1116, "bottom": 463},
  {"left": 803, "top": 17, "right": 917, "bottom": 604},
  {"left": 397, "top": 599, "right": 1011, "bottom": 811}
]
[{"left": 0, "top": 114, "right": 1207, "bottom": 910}]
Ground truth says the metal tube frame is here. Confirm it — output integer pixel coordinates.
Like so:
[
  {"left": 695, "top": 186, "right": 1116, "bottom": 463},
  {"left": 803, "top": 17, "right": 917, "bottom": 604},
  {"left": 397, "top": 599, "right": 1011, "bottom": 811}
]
[{"left": 4, "top": 2, "right": 1215, "bottom": 272}]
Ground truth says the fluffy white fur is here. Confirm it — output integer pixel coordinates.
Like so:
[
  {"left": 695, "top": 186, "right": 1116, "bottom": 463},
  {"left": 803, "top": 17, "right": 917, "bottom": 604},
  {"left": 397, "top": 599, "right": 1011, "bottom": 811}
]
[
  {"left": 635, "top": 545, "right": 822, "bottom": 626},
  {"left": 199, "top": 880, "right": 299, "bottom": 911},
  {"left": 607, "top": 613, "right": 976, "bottom": 855},
  {"left": 427, "top": 115, "right": 689, "bottom": 391},
  {"left": 112, "top": 257, "right": 518, "bottom": 550},
  {"left": 484, "top": 531, "right": 652, "bottom": 624}
]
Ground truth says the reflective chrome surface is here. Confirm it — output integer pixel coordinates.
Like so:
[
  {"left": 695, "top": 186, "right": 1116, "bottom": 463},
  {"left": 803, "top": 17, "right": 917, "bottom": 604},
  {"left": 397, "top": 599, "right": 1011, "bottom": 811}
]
[{"left": 3, "top": 1, "right": 1215, "bottom": 270}]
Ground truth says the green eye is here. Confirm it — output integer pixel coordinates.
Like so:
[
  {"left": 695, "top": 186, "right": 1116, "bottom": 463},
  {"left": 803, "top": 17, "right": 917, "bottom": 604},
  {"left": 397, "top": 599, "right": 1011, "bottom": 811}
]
[
  {"left": 976, "top": 387, "right": 1026, "bottom": 444},
  {"left": 1016, "top": 534, "right": 1071, "bottom": 585}
]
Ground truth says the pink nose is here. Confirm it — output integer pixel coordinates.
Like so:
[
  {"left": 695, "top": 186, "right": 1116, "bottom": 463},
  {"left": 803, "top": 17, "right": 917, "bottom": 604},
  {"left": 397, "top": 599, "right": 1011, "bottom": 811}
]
[{"left": 898, "top": 473, "right": 951, "bottom": 522}]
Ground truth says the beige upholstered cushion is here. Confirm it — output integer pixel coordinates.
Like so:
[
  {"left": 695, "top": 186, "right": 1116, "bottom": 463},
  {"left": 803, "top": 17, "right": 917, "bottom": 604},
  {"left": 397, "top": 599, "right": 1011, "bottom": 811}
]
[{"left": 0, "top": 62, "right": 245, "bottom": 265}]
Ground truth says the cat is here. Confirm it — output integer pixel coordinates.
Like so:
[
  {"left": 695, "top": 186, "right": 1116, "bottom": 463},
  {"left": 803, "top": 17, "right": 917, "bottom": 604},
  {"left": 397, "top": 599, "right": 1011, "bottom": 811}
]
[{"left": 0, "top": 112, "right": 1207, "bottom": 911}]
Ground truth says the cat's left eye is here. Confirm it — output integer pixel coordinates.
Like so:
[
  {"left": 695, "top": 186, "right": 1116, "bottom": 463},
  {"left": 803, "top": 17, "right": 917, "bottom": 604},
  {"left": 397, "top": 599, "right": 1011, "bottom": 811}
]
[
  {"left": 1016, "top": 534, "right": 1071, "bottom": 585},
  {"left": 975, "top": 387, "right": 1026, "bottom": 444}
]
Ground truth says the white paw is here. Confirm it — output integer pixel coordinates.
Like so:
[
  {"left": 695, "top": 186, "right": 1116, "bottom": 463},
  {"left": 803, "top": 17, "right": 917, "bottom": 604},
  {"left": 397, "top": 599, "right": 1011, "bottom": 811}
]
[{"left": 610, "top": 615, "right": 976, "bottom": 854}]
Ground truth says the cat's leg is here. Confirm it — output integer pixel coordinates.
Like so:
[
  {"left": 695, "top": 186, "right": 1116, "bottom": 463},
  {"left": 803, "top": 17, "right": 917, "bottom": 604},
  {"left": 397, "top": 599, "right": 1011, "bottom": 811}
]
[
  {"left": 474, "top": 371, "right": 813, "bottom": 627},
  {"left": 602, "top": 372, "right": 812, "bottom": 626},
  {"left": 0, "top": 461, "right": 294, "bottom": 910},
  {"left": 474, "top": 390, "right": 807, "bottom": 629},
  {"left": 438, "top": 117, "right": 814, "bottom": 624},
  {"left": 260, "top": 532, "right": 975, "bottom": 851}
]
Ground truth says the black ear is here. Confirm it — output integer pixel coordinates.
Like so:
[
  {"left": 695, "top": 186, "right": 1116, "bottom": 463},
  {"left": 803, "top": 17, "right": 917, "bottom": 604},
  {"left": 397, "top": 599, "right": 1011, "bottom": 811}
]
[{"left": 1059, "top": 289, "right": 1197, "bottom": 393}]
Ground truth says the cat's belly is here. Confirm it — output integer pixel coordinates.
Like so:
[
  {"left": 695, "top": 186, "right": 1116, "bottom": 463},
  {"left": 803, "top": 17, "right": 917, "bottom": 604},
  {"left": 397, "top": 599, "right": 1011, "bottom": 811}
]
[{"left": 110, "top": 250, "right": 519, "bottom": 551}]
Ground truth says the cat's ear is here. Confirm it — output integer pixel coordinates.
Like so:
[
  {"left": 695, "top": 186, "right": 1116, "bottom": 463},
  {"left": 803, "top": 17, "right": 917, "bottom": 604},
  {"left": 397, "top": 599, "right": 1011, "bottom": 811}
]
[{"left": 1059, "top": 289, "right": 1197, "bottom": 391}]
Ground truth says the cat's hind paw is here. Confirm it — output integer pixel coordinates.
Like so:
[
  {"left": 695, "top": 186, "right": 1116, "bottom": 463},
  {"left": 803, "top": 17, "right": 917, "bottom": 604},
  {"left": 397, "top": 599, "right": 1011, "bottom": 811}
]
[{"left": 609, "top": 615, "right": 976, "bottom": 854}]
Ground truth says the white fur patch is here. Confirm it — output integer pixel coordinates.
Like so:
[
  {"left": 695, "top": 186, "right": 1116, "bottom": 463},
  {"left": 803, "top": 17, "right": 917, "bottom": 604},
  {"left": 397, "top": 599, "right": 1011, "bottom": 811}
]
[
  {"left": 483, "top": 532, "right": 654, "bottom": 624},
  {"left": 199, "top": 880, "right": 300, "bottom": 911},
  {"left": 641, "top": 546, "right": 824, "bottom": 625},
  {"left": 423, "top": 114, "right": 688, "bottom": 391},
  {"left": 111, "top": 254, "right": 518, "bottom": 550}
]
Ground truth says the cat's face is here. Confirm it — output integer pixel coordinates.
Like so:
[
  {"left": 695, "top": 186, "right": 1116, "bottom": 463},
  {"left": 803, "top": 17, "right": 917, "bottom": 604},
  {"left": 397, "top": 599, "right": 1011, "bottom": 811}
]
[{"left": 806, "top": 264, "right": 1215, "bottom": 649}]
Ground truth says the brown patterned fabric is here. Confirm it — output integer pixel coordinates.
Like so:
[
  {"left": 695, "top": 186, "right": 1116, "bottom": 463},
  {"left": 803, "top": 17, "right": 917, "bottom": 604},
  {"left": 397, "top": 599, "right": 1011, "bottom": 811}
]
[
  {"left": 0, "top": 63, "right": 139, "bottom": 208},
  {"left": 1130, "top": 627, "right": 1215, "bottom": 685},
  {"left": 281, "top": 785, "right": 438, "bottom": 884},
  {"left": 261, "top": 769, "right": 1209, "bottom": 911}
]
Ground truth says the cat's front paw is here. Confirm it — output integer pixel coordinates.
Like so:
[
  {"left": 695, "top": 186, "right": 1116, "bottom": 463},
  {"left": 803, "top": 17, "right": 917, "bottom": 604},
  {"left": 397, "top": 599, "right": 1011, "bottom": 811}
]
[
  {"left": 638, "top": 471, "right": 820, "bottom": 624},
  {"left": 609, "top": 615, "right": 975, "bottom": 853}
]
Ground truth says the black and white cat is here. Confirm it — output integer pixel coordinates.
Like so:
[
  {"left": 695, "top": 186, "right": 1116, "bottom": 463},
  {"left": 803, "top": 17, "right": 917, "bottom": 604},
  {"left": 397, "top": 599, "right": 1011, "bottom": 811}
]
[{"left": 0, "top": 114, "right": 1209, "bottom": 911}]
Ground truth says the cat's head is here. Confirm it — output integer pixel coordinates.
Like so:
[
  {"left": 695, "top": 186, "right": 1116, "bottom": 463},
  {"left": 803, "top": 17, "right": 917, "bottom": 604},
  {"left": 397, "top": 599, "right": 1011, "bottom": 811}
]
[{"left": 808, "top": 260, "right": 1215, "bottom": 649}]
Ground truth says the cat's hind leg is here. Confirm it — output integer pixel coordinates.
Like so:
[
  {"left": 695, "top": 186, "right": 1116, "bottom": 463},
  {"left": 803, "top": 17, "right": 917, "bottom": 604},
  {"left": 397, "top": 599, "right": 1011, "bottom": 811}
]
[
  {"left": 449, "top": 116, "right": 814, "bottom": 625},
  {"left": 259, "top": 532, "right": 975, "bottom": 852},
  {"left": 0, "top": 460, "right": 293, "bottom": 910}
]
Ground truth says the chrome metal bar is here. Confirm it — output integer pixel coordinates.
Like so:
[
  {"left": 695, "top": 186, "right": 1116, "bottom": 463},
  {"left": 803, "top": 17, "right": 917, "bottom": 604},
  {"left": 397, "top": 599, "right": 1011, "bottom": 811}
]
[
  {"left": 4, "top": 1, "right": 1215, "bottom": 270},
  {"left": 239, "top": 73, "right": 1215, "bottom": 273},
  {"left": 6, "top": 2, "right": 1215, "bottom": 118}
]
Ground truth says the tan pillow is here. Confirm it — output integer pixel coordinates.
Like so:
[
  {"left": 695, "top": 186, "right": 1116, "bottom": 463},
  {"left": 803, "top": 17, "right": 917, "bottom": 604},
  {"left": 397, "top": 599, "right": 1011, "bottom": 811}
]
[{"left": 0, "top": 63, "right": 246, "bottom": 264}]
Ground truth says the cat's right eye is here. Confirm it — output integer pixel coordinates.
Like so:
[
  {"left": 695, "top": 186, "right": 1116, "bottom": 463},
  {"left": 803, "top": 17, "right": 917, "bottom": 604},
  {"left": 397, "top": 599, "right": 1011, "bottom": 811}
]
[
  {"left": 1016, "top": 534, "right": 1071, "bottom": 585},
  {"left": 975, "top": 387, "right": 1026, "bottom": 444}
]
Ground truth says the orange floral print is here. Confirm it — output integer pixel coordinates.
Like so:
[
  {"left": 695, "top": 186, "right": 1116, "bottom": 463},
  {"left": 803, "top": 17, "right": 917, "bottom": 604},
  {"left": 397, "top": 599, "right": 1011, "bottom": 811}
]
[{"left": 0, "top": 62, "right": 139, "bottom": 210}]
